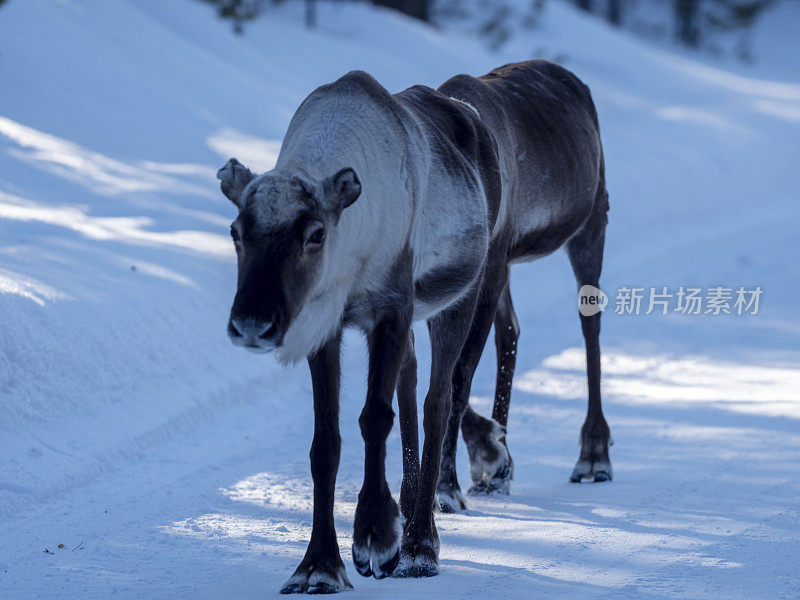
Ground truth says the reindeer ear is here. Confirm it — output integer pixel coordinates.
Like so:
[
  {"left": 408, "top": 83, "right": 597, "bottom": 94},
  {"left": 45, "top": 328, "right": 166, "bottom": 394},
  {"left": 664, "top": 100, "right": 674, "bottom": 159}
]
[
  {"left": 217, "top": 158, "right": 254, "bottom": 208},
  {"left": 325, "top": 168, "right": 361, "bottom": 210}
]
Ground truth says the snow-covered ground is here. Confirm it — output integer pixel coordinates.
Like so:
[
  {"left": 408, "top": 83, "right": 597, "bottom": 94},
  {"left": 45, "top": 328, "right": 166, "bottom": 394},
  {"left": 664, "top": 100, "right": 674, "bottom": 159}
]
[{"left": 1, "top": 0, "right": 799, "bottom": 598}]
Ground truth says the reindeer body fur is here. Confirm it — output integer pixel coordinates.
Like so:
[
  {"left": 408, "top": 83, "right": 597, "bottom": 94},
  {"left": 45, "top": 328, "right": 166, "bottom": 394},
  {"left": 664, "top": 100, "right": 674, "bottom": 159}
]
[{"left": 271, "top": 71, "right": 496, "bottom": 362}]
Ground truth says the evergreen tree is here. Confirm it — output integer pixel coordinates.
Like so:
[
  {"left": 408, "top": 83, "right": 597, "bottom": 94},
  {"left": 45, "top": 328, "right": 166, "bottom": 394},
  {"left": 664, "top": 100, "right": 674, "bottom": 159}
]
[
  {"left": 372, "top": 0, "right": 430, "bottom": 21},
  {"left": 673, "top": 0, "right": 775, "bottom": 47},
  {"left": 201, "top": 0, "right": 262, "bottom": 33},
  {"left": 607, "top": 0, "right": 622, "bottom": 25}
]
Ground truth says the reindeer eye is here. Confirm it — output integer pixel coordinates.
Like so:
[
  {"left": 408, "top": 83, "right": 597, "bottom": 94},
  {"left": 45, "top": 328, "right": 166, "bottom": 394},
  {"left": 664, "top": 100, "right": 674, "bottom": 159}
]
[
  {"left": 309, "top": 228, "right": 325, "bottom": 245},
  {"left": 304, "top": 224, "right": 325, "bottom": 249}
]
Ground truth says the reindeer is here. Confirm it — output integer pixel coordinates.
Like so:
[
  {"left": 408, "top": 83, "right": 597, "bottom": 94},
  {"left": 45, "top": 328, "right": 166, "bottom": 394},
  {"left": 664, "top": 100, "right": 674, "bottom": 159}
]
[{"left": 218, "top": 60, "right": 611, "bottom": 594}]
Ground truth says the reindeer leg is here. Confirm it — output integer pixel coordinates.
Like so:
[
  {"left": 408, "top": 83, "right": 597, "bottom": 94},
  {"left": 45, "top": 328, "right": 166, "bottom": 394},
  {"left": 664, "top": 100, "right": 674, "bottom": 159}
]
[
  {"left": 394, "top": 283, "right": 480, "bottom": 577},
  {"left": 461, "top": 274, "right": 517, "bottom": 495},
  {"left": 567, "top": 191, "right": 612, "bottom": 483},
  {"left": 397, "top": 331, "right": 420, "bottom": 524},
  {"left": 438, "top": 252, "right": 509, "bottom": 510},
  {"left": 351, "top": 306, "right": 411, "bottom": 579},
  {"left": 281, "top": 332, "right": 351, "bottom": 594}
]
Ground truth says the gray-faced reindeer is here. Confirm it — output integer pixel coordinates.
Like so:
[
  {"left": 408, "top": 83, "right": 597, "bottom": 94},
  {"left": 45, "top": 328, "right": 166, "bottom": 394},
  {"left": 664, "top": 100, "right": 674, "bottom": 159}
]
[{"left": 218, "top": 60, "right": 612, "bottom": 594}]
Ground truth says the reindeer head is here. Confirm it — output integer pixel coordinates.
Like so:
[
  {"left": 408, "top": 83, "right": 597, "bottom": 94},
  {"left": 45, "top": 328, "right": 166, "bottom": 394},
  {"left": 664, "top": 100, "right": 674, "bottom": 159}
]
[{"left": 218, "top": 158, "right": 361, "bottom": 354}]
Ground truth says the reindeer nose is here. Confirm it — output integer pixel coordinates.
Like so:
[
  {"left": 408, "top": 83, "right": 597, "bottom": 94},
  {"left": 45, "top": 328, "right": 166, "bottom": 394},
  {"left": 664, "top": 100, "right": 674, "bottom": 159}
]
[{"left": 228, "top": 317, "right": 273, "bottom": 340}]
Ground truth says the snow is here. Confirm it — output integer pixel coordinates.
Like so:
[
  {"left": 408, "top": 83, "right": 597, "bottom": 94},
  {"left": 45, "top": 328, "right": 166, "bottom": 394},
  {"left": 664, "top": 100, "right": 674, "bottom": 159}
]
[{"left": 1, "top": 0, "right": 799, "bottom": 598}]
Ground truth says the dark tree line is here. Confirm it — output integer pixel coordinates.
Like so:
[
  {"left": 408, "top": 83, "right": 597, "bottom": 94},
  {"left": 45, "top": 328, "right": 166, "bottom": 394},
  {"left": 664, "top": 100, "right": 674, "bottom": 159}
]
[
  {"left": 573, "top": 0, "right": 776, "bottom": 47},
  {"left": 672, "top": 0, "right": 775, "bottom": 47},
  {"left": 200, "top": 0, "right": 777, "bottom": 52},
  {"left": 200, "top": 0, "right": 431, "bottom": 30},
  {"left": 575, "top": 0, "right": 621, "bottom": 25}
]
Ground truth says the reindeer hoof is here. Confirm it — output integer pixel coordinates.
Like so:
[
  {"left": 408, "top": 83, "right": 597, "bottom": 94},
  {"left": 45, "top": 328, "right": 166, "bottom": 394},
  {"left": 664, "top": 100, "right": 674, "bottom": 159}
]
[
  {"left": 280, "top": 560, "right": 352, "bottom": 594},
  {"left": 352, "top": 498, "right": 403, "bottom": 579},
  {"left": 375, "top": 548, "right": 401, "bottom": 579},
  {"left": 467, "top": 473, "right": 511, "bottom": 495},
  {"left": 436, "top": 486, "right": 467, "bottom": 513},
  {"left": 307, "top": 582, "right": 342, "bottom": 594},
  {"left": 467, "top": 456, "right": 512, "bottom": 495},
  {"left": 352, "top": 553, "right": 372, "bottom": 578},
  {"left": 570, "top": 459, "right": 613, "bottom": 483},
  {"left": 392, "top": 545, "right": 439, "bottom": 578},
  {"left": 352, "top": 538, "right": 401, "bottom": 579},
  {"left": 572, "top": 420, "right": 613, "bottom": 483},
  {"left": 464, "top": 418, "right": 514, "bottom": 494}
]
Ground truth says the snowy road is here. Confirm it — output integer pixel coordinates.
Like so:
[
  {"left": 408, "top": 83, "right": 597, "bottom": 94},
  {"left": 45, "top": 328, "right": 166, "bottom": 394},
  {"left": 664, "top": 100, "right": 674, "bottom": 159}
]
[
  {"left": 4, "top": 337, "right": 799, "bottom": 599},
  {"left": 1, "top": 0, "right": 799, "bottom": 598}
]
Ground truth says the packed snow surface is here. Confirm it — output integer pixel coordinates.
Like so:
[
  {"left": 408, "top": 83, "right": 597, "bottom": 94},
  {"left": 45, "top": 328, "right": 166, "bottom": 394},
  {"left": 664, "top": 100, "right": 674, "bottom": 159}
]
[{"left": 1, "top": 0, "right": 799, "bottom": 598}]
